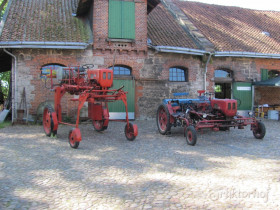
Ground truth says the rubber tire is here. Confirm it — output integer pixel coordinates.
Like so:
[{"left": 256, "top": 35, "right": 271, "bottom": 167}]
[
  {"left": 124, "top": 123, "right": 136, "bottom": 141},
  {"left": 69, "top": 128, "right": 80, "bottom": 149},
  {"left": 253, "top": 121, "right": 266, "bottom": 139},
  {"left": 92, "top": 120, "right": 107, "bottom": 132},
  {"left": 185, "top": 126, "right": 197, "bottom": 146},
  {"left": 43, "top": 105, "right": 57, "bottom": 137},
  {"left": 156, "top": 104, "right": 171, "bottom": 135}
]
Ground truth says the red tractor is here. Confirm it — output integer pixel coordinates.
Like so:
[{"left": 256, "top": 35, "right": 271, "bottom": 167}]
[
  {"left": 42, "top": 64, "right": 138, "bottom": 149},
  {"left": 156, "top": 90, "right": 266, "bottom": 146}
]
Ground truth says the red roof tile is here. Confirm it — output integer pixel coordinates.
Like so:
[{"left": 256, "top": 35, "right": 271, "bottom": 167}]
[
  {"left": 174, "top": 1, "right": 280, "bottom": 54},
  {"left": 0, "top": 0, "right": 92, "bottom": 47},
  {"left": 148, "top": 4, "right": 200, "bottom": 49}
]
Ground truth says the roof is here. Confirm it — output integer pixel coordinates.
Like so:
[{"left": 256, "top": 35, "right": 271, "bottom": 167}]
[
  {"left": 174, "top": 1, "right": 280, "bottom": 54},
  {"left": 253, "top": 76, "right": 280, "bottom": 86},
  {"left": 0, "top": 0, "right": 92, "bottom": 49},
  {"left": 148, "top": 4, "right": 199, "bottom": 49}
]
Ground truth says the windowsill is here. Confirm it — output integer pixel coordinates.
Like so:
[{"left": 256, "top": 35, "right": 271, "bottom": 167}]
[{"left": 106, "top": 38, "right": 135, "bottom": 43}]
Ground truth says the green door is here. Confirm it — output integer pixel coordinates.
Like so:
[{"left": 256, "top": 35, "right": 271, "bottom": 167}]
[
  {"left": 108, "top": 79, "right": 135, "bottom": 119},
  {"left": 232, "top": 82, "right": 252, "bottom": 110}
]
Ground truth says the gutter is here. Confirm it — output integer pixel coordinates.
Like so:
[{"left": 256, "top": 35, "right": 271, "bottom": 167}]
[
  {"left": 215, "top": 51, "right": 280, "bottom": 59},
  {"left": 0, "top": 41, "right": 89, "bottom": 49},
  {"left": 151, "top": 45, "right": 206, "bottom": 56},
  {"left": 204, "top": 53, "right": 212, "bottom": 91},
  {"left": 3, "top": 48, "right": 17, "bottom": 123}
]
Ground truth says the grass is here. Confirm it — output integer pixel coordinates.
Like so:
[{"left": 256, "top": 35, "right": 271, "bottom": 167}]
[{"left": 0, "top": 121, "right": 11, "bottom": 129}]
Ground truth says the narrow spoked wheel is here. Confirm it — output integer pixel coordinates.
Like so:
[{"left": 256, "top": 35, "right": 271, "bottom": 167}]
[
  {"left": 43, "top": 105, "right": 57, "bottom": 137},
  {"left": 252, "top": 121, "right": 266, "bottom": 139},
  {"left": 124, "top": 123, "right": 138, "bottom": 141},
  {"left": 156, "top": 104, "right": 171, "bottom": 135},
  {"left": 93, "top": 120, "right": 107, "bottom": 132},
  {"left": 185, "top": 126, "right": 197, "bottom": 146},
  {"left": 69, "top": 128, "right": 80, "bottom": 149}
]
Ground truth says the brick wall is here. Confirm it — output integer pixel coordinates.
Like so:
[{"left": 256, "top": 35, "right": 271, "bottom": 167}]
[
  {"left": 14, "top": 48, "right": 95, "bottom": 121},
  {"left": 255, "top": 86, "right": 280, "bottom": 106}
]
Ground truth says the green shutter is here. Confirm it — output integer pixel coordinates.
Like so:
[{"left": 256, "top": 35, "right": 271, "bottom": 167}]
[
  {"left": 122, "top": 2, "right": 135, "bottom": 39},
  {"left": 108, "top": 0, "right": 135, "bottom": 39},
  {"left": 261, "top": 69, "right": 268, "bottom": 81},
  {"left": 109, "top": 1, "right": 122, "bottom": 38}
]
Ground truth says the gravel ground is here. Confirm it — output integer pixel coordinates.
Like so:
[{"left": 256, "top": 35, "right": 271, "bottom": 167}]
[{"left": 0, "top": 119, "right": 279, "bottom": 209}]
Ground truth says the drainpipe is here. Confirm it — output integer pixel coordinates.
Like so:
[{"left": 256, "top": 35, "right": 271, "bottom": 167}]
[
  {"left": 3, "top": 48, "right": 17, "bottom": 123},
  {"left": 204, "top": 53, "right": 212, "bottom": 91}
]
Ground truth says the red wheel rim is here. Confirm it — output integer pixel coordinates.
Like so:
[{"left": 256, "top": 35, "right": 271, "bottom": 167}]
[
  {"left": 43, "top": 109, "right": 51, "bottom": 134},
  {"left": 126, "top": 124, "right": 134, "bottom": 139},
  {"left": 69, "top": 131, "right": 75, "bottom": 147},
  {"left": 158, "top": 107, "right": 167, "bottom": 131},
  {"left": 187, "top": 130, "right": 193, "bottom": 142},
  {"left": 93, "top": 120, "right": 103, "bottom": 130}
]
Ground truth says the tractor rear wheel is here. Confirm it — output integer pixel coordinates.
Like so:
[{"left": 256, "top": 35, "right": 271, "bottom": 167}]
[
  {"left": 185, "top": 126, "right": 197, "bottom": 146},
  {"left": 124, "top": 123, "right": 138, "bottom": 141},
  {"left": 43, "top": 105, "right": 58, "bottom": 137},
  {"left": 156, "top": 104, "right": 171, "bottom": 135},
  {"left": 93, "top": 120, "right": 108, "bottom": 132},
  {"left": 253, "top": 121, "right": 266, "bottom": 139}
]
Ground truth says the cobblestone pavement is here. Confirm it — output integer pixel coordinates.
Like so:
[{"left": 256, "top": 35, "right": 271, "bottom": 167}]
[{"left": 0, "top": 119, "right": 279, "bottom": 209}]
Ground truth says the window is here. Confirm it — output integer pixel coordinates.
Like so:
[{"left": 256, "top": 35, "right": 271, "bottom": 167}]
[
  {"left": 109, "top": 65, "right": 131, "bottom": 76},
  {"left": 261, "top": 69, "right": 280, "bottom": 80},
  {"left": 215, "top": 70, "right": 231, "bottom": 78},
  {"left": 268, "top": 70, "right": 279, "bottom": 79},
  {"left": 41, "top": 64, "right": 65, "bottom": 79},
  {"left": 108, "top": 0, "right": 135, "bottom": 39},
  {"left": 169, "top": 67, "right": 188, "bottom": 82}
]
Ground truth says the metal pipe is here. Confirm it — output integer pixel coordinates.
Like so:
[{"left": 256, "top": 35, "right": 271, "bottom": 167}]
[
  {"left": 152, "top": 45, "right": 206, "bottom": 55},
  {"left": 3, "top": 48, "right": 17, "bottom": 123},
  {"left": 215, "top": 51, "right": 280, "bottom": 59},
  {"left": 0, "top": 41, "right": 89, "bottom": 49},
  {"left": 204, "top": 53, "right": 212, "bottom": 91}
]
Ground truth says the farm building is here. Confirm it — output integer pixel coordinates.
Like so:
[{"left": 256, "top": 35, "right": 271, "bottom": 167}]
[{"left": 0, "top": 0, "right": 280, "bottom": 122}]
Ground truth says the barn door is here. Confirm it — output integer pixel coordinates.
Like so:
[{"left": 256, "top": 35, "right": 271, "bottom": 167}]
[
  {"left": 108, "top": 79, "right": 135, "bottom": 119},
  {"left": 232, "top": 82, "right": 252, "bottom": 110}
]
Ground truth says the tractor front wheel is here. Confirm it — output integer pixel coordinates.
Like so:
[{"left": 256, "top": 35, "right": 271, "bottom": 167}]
[
  {"left": 124, "top": 123, "right": 138, "bottom": 141},
  {"left": 252, "top": 121, "right": 266, "bottom": 139},
  {"left": 156, "top": 104, "right": 171, "bottom": 135},
  {"left": 185, "top": 126, "right": 197, "bottom": 146},
  {"left": 93, "top": 120, "right": 108, "bottom": 132}
]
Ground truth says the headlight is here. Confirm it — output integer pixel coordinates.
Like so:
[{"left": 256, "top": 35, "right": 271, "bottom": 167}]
[{"left": 203, "top": 113, "right": 207, "bottom": 118}]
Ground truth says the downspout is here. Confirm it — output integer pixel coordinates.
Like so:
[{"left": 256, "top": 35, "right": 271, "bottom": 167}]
[
  {"left": 204, "top": 53, "right": 212, "bottom": 91},
  {"left": 3, "top": 48, "right": 17, "bottom": 123}
]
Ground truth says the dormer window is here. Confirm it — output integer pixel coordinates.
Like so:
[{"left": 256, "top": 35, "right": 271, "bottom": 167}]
[{"left": 108, "top": 0, "right": 135, "bottom": 40}]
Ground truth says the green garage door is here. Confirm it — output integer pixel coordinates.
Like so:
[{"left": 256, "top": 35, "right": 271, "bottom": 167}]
[
  {"left": 108, "top": 79, "right": 135, "bottom": 119},
  {"left": 232, "top": 82, "right": 252, "bottom": 110}
]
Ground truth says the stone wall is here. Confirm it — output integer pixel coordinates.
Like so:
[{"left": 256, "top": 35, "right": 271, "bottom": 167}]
[{"left": 137, "top": 51, "right": 205, "bottom": 119}]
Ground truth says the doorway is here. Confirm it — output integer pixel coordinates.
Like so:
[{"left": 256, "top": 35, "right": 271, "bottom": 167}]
[
  {"left": 215, "top": 83, "right": 231, "bottom": 99},
  {"left": 214, "top": 69, "right": 233, "bottom": 99}
]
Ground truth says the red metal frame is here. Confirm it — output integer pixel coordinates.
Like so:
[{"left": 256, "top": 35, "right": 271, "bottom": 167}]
[{"left": 43, "top": 66, "right": 137, "bottom": 148}]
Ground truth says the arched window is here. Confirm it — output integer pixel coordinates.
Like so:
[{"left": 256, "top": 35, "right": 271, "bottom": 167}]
[
  {"left": 41, "top": 64, "right": 65, "bottom": 79},
  {"left": 268, "top": 70, "right": 280, "bottom": 79},
  {"left": 215, "top": 69, "right": 231, "bottom": 78},
  {"left": 109, "top": 65, "right": 132, "bottom": 76},
  {"left": 169, "top": 67, "right": 188, "bottom": 82}
]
